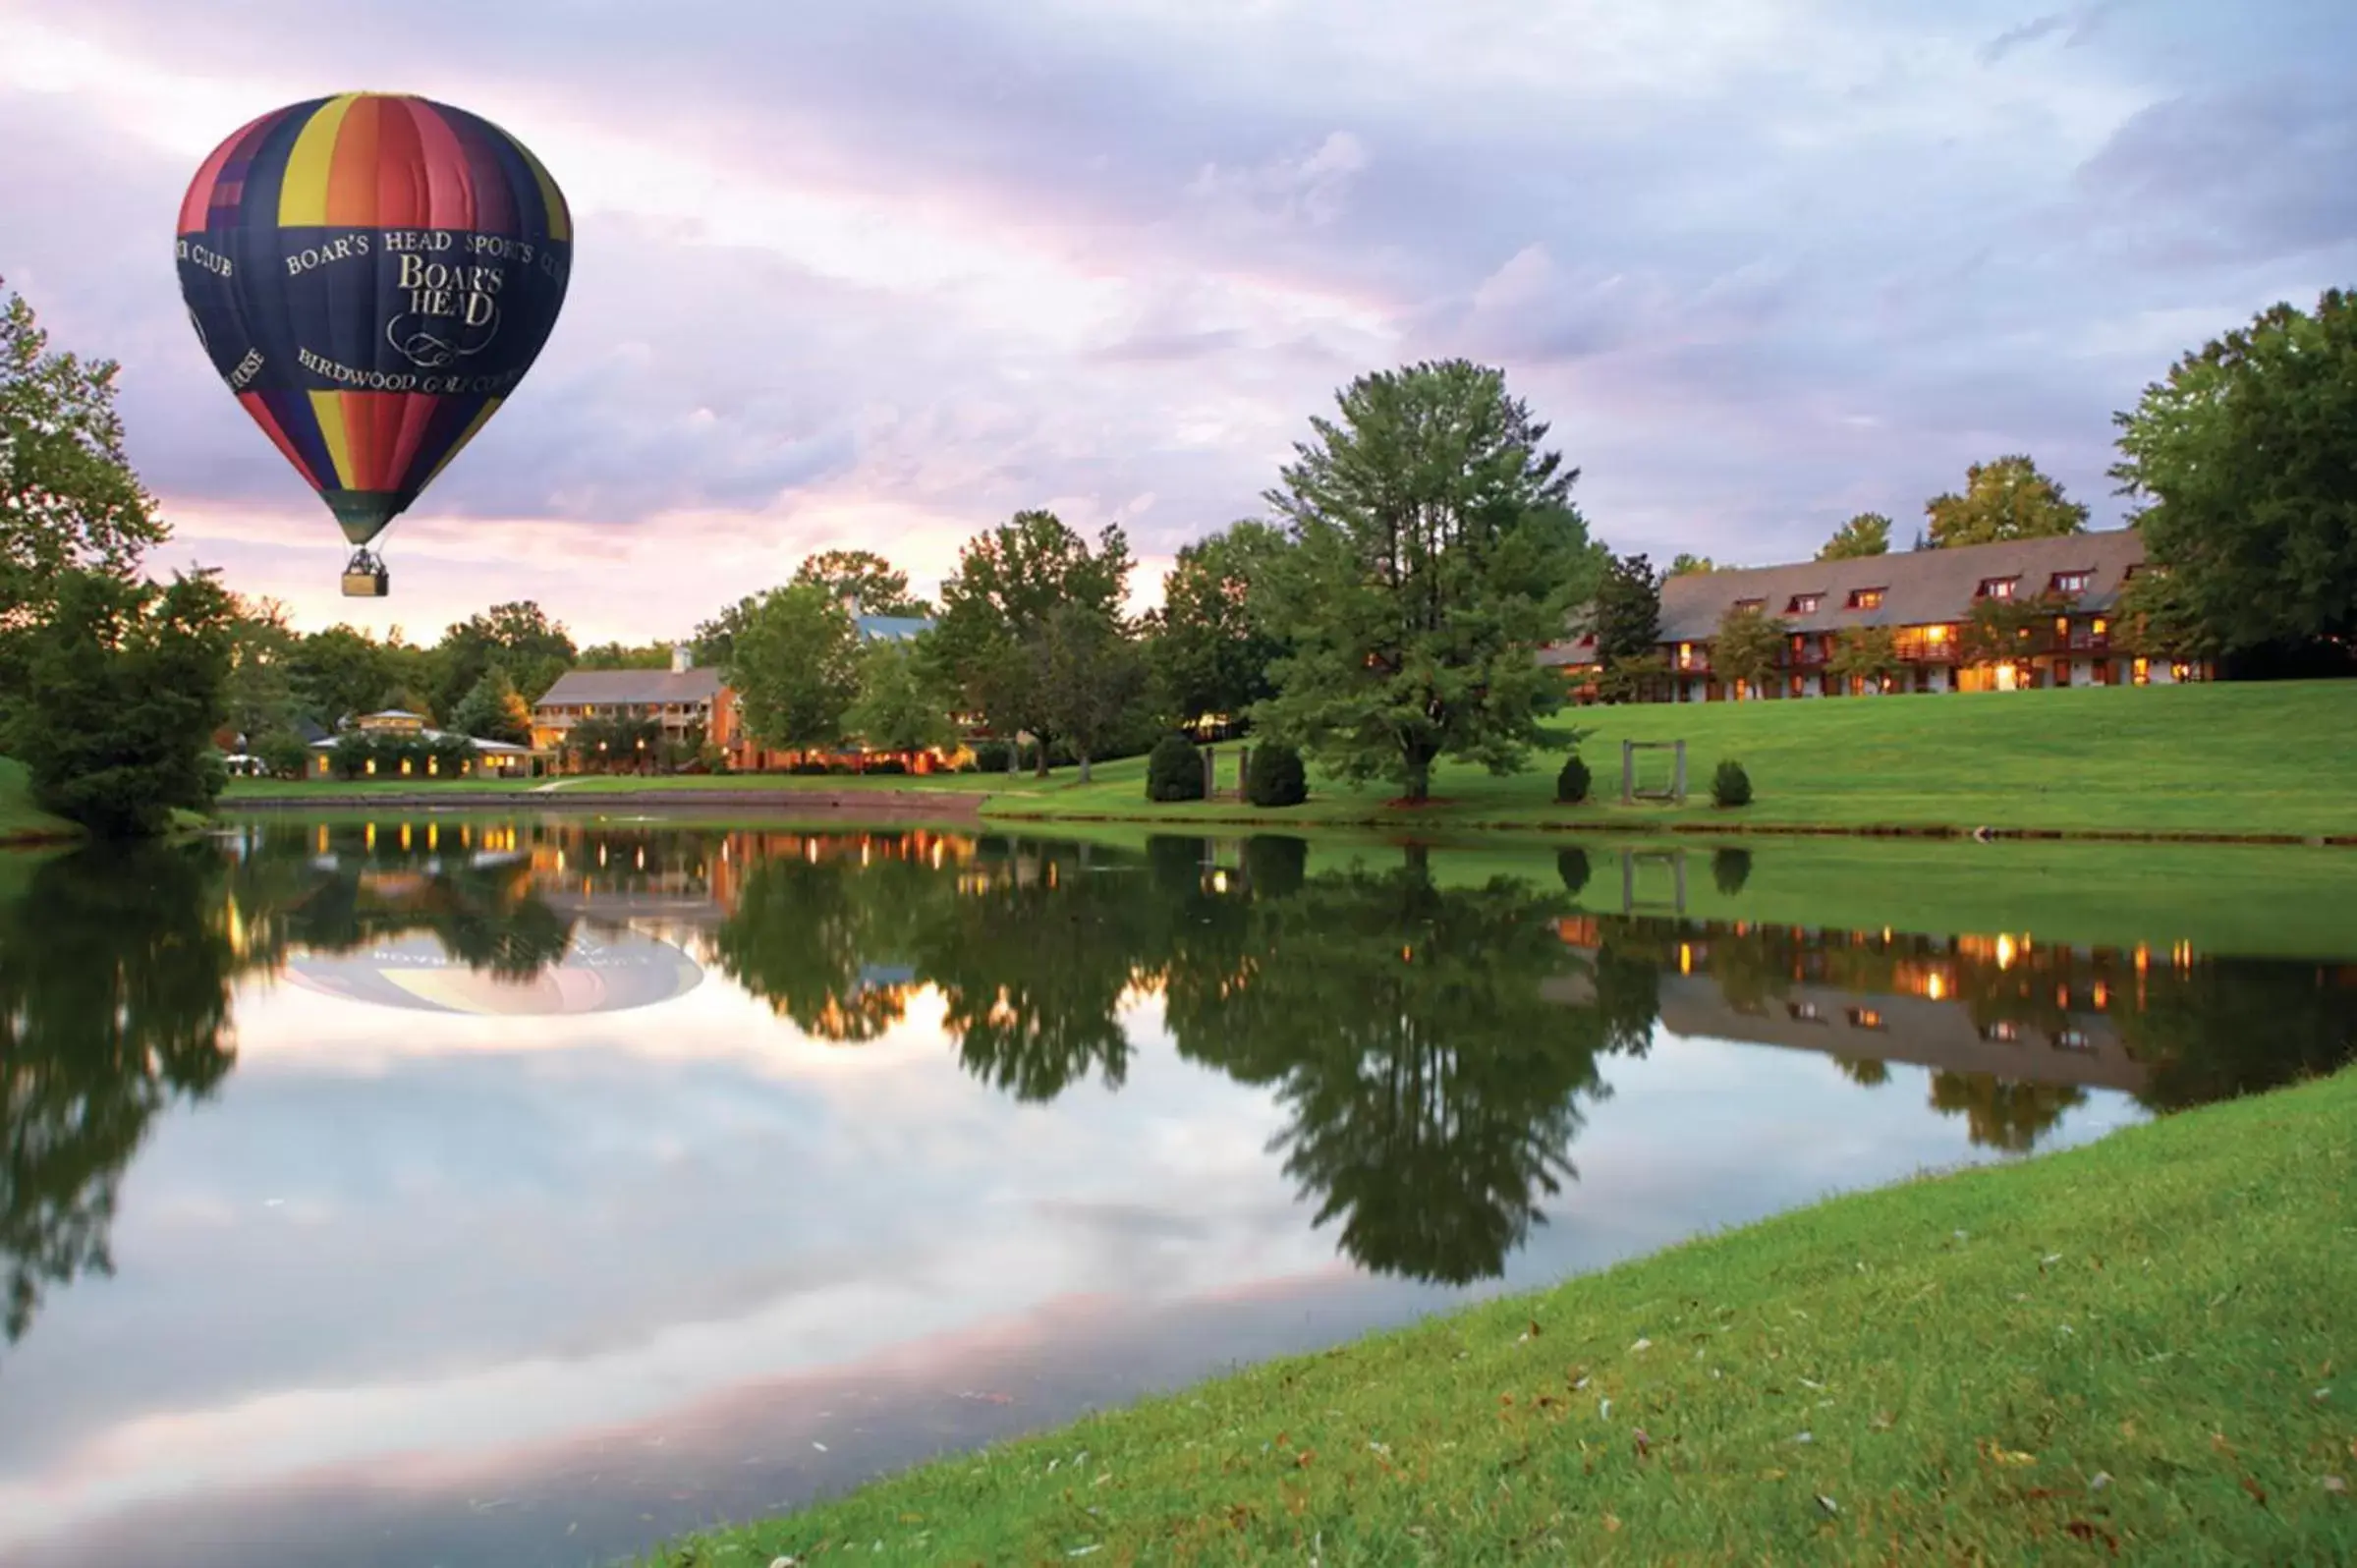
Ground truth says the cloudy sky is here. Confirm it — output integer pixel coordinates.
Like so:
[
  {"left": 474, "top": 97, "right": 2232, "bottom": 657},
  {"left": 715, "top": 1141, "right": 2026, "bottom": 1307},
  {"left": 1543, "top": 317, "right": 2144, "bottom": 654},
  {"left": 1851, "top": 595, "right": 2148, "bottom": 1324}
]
[{"left": 4, "top": 0, "right": 2352, "bottom": 643}]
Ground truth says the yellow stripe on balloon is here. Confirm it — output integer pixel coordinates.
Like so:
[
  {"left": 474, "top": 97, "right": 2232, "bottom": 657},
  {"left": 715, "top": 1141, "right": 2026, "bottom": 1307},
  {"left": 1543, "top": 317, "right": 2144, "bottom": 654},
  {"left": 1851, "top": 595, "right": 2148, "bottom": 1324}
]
[
  {"left": 276, "top": 92, "right": 363, "bottom": 226},
  {"left": 419, "top": 398, "right": 503, "bottom": 489},
  {"left": 308, "top": 390, "right": 356, "bottom": 488}
]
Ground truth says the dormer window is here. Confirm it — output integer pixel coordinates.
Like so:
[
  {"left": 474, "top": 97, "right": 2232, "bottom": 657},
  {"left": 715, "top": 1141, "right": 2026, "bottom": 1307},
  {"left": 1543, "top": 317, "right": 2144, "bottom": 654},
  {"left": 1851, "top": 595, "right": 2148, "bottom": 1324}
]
[
  {"left": 2050, "top": 571, "right": 2092, "bottom": 594},
  {"left": 1733, "top": 597, "right": 1766, "bottom": 613},
  {"left": 1787, "top": 592, "right": 1823, "bottom": 615},
  {"left": 1978, "top": 577, "right": 2018, "bottom": 600},
  {"left": 1847, "top": 588, "right": 1885, "bottom": 610}
]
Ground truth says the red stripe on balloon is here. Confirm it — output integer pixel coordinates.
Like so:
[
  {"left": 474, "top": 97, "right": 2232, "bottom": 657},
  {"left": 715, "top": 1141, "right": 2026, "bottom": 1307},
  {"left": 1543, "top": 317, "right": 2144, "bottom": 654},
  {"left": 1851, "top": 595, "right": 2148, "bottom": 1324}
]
[
  {"left": 448, "top": 114, "right": 520, "bottom": 235},
  {"left": 406, "top": 98, "right": 479, "bottom": 229},
  {"left": 238, "top": 391, "right": 325, "bottom": 490},
  {"left": 383, "top": 389, "right": 446, "bottom": 492},
  {"left": 370, "top": 95, "right": 428, "bottom": 229},
  {"left": 178, "top": 108, "right": 277, "bottom": 232}
]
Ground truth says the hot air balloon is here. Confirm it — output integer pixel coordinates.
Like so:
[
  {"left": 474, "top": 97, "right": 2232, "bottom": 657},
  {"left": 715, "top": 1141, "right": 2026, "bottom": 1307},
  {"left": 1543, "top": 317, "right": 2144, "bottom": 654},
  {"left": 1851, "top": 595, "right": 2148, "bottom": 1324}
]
[{"left": 175, "top": 92, "right": 572, "bottom": 596}]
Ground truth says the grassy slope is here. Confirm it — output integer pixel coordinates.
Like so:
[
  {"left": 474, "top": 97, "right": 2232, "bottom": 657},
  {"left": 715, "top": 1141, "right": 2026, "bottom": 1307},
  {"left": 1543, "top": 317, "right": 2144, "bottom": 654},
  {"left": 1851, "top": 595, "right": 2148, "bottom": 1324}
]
[
  {"left": 0, "top": 756, "right": 80, "bottom": 844},
  {"left": 224, "top": 683, "right": 2357, "bottom": 837},
  {"left": 657, "top": 1068, "right": 2357, "bottom": 1566},
  {"left": 1002, "top": 682, "right": 2357, "bottom": 837}
]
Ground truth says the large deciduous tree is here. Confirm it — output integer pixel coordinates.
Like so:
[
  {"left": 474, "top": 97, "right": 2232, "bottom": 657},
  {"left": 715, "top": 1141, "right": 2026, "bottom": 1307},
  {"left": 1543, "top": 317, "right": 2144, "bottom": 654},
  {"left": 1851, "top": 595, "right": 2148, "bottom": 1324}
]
[
  {"left": 433, "top": 600, "right": 576, "bottom": 715},
  {"left": 1710, "top": 604, "right": 1787, "bottom": 699},
  {"left": 929, "top": 510, "right": 1134, "bottom": 777},
  {"left": 727, "top": 582, "right": 861, "bottom": 752},
  {"left": 5, "top": 569, "right": 238, "bottom": 836},
  {"left": 1031, "top": 604, "right": 1149, "bottom": 783},
  {"left": 2110, "top": 289, "right": 2357, "bottom": 654},
  {"left": 1923, "top": 456, "right": 2090, "bottom": 548},
  {"left": 0, "top": 287, "right": 167, "bottom": 629},
  {"left": 1819, "top": 512, "right": 1892, "bottom": 560},
  {"left": 1826, "top": 626, "right": 1906, "bottom": 691},
  {"left": 793, "top": 548, "right": 926, "bottom": 617},
  {"left": 1147, "top": 520, "right": 1292, "bottom": 732},
  {"left": 1255, "top": 360, "right": 1599, "bottom": 803},
  {"left": 844, "top": 640, "right": 954, "bottom": 756}
]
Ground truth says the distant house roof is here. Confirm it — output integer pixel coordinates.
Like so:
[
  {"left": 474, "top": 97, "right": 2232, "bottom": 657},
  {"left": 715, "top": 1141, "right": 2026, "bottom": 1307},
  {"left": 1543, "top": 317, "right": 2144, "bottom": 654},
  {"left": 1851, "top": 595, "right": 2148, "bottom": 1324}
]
[
  {"left": 358, "top": 708, "right": 429, "bottom": 724},
  {"left": 535, "top": 667, "right": 726, "bottom": 709},
  {"left": 1657, "top": 529, "right": 2146, "bottom": 643},
  {"left": 855, "top": 614, "right": 932, "bottom": 644}
]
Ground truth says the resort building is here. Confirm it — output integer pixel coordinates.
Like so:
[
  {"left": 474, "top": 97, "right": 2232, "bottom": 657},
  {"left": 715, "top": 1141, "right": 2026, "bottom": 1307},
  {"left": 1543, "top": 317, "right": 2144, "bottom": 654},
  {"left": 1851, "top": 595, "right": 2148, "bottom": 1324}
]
[
  {"left": 531, "top": 613, "right": 948, "bottom": 773},
  {"left": 1542, "top": 528, "right": 2216, "bottom": 702},
  {"left": 306, "top": 707, "right": 535, "bottom": 778}
]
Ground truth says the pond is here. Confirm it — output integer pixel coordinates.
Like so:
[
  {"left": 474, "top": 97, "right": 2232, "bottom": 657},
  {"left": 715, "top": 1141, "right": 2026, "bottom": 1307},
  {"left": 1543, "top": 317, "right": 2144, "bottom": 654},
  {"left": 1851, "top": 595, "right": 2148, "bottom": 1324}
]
[{"left": 2, "top": 815, "right": 2351, "bottom": 1566}]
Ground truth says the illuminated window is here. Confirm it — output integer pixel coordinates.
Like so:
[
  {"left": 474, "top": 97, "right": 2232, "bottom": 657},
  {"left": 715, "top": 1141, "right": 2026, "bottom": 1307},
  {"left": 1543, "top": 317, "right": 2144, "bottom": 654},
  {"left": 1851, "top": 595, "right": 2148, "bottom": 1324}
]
[
  {"left": 1787, "top": 1001, "right": 1827, "bottom": 1024},
  {"left": 2092, "top": 617, "right": 2108, "bottom": 637},
  {"left": 1845, "top": 1007, "right": 1886, "bottom": 1031},
  {"left": 1847, "top": 588, "right": 1885, "bottom": 610},
  {"left": 1980, "top": 1020, "right": 2024, "bottom": 1043},
  {"left": 2132, "top": 656, "right": 2150, "bottom": 685},
  {"left": 1734, "top": 597, "right": 1766, "bottom": 612},
  {"left": 2171, "top": 661, "right": 2193, "bottom": 682},
  {"left": 2053, "top": 1028, "right": 2093, "bottom": 1052},
  {"left": 1978, "top": 578, "right": 2018, "bottom": 599},
  {"left": 2051, "top": 571, "right": 2091, "bottom": 594},
  {"left": 1788, "top": 592, "right": 1823, "bottom": 614},
  {"left": 1926, "top": 624, "right": 1950, "bottom": 644}
]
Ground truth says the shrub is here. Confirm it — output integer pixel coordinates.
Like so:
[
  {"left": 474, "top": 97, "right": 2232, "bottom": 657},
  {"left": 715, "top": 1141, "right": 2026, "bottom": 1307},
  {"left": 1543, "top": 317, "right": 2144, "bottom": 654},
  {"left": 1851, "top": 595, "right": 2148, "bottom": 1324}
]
[
  {"left": 1712, "top": 758, "right": 1753, "bottom": 809},
  {"left": 789, "top": 758, "right": 831, "bottom": 775},
  {"left": 255, "top": 730, "right": 311, "bottom": 780},
  {"left": 972, "top": 740, "right": 1013, "bottom": 773},
  {"left": 1557, "top": 846, "right": 1591, "bottom": 897},
  {"left": 1243, "top": 834, "right": 1309, "bottom": 899},
  {"left": 867, "top": 757, "right": 908, "bottom": 775},
  {"left": 1712, "top": 847, "right": 1753, "bottom": 895},
  {"left": 1147, "top": 734, "right": 1207, "bottom": 802},
  {"left": 1245, "top": 742, "right": 1307, "bottom": 809},
  {"left": 1555, "top": 752, "right": 1592, "bottom": 805}
]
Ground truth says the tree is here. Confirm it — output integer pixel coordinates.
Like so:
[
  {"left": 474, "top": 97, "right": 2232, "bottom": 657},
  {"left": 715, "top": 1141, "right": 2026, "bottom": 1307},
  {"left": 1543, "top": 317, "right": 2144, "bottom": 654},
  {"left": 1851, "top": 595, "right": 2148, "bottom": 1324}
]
[
  {"left": 1958, "top": 588, "right": 2066, "bottom": 681},
  {"left": 4, "top": 569, "right": 237, "bottom": 836},
  {"left": 1819, "top": 512, "right": 1891, "bottom": 560},
  {"left": 0, "top": 286, "right": 167, "bottom": 628},
  {"left": 1148, "top": 520, "right": 1292, "bottom": 732},
  {"left": 1254, "top": 361, "right": 1599, "bottom": 803},
  {"left": 728, "top": 582, "right": 860, "bottom": 752},
  {"left": 1031, "top": 604, "right": 1149, "bottom": 784},
  {"left": 793, "top": 548, "right": 926, "bottom": 617},
  {"left": 288, "top": 624, "right": 397, "bottom": 729},
  {"left": 2111, "top": 564, "right": 2221, "bottom": 664},
  {"left": 1710, "top": 604, "right": 1787, "bottom": 699},
  {"left": 1923, "top": 456, "right": 2090, "bottom": 549},
  {"left": 221, "top": 595, "right": 300, "bottom": 748},
  {"left": 1667, "top": 552, "right": 1717, "bottom": 577},
  {"left": 1826, "top": 625, "right": 1906, "bottom": 691},
  {"left": 1593, "top": 551, "right": 1662, "bottom": 663},
  {"left": 929, "top": 510, "right": 1134, "bottom": 777},
  {"left": 2110, "top": 289, "right": 2357, "bottom": 653},
  {"left": 692, "top": 594, "right": 758, "bottom": 669},
  {"left": 843, "top": 639, "right": 954, "bottom": 755},
  {"left": 575, "top": 641, "right": 676, "bottom": 670},
  {"left": 432, "top": 600, "right": 577, "bottom": 716},
  {"left": 447, "top": 665, "right": 533, "bottom": 746}
]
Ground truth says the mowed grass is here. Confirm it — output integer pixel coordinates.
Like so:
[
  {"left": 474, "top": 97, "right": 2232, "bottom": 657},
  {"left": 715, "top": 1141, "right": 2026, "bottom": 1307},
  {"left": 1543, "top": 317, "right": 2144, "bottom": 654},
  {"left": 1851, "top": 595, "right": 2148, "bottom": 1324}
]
[
  {"left": 220, "top": 682, "right": 2357, "bottom": 837},
  {"left": 0, "top": 756, "right": 79, "bottom": 844},
  {"left": 1000, "top": 681, "right": 2357, "bottom": 838},
  {"left": 655, "top": 1069, "right": 2357, "bottom": 1567}
]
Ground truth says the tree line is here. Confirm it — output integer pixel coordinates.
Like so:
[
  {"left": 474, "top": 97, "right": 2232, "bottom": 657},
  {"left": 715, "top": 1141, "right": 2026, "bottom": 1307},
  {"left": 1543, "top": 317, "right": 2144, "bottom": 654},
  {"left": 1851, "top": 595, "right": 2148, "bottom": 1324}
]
[{"left": 6, "top": 277, "right": 2353, "bottom": 834}]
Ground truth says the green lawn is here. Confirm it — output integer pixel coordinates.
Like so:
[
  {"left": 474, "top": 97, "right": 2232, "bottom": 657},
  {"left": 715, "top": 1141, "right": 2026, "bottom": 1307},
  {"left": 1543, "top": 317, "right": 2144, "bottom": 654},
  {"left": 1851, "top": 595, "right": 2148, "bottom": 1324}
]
[
  {"left": 0, "top": 756, "right": 79, "bottom": 845},
  {"left": 654, "top": 1067, "right": 2357, "bottom": 1566},
  {"left": 218, "top": 683, "right": 2357, "bottom": 839},
  {"left": 1002, "top": 682, "right": 2357, "bottom": 839}
]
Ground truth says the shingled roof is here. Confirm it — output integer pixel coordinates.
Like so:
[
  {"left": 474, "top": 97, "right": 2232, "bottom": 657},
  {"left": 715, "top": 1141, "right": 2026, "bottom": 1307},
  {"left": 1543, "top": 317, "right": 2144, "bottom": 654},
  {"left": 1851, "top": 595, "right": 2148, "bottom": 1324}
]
[
  {"left": 535, "top": 667, "right": 725, "bottom": 708},
  {"left": 1657, "top": 528, "right": 2146, "bottom": 643}
]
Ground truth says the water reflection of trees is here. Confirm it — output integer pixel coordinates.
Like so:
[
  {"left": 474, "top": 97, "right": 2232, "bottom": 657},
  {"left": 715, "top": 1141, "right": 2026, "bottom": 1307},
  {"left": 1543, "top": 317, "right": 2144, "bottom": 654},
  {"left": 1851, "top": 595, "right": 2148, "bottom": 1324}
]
[
  {"left": 12, "top": 819, "right": 2356, "bottom": 1349},
  {"left": 0, "top": 844, "right": 243, "bottom": 1346}
]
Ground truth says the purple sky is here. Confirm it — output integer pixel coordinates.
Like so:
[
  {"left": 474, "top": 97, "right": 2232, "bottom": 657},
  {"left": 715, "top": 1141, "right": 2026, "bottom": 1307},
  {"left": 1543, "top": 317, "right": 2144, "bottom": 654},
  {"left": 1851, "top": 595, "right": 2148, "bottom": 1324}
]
[{"left": 4, "top": 0, "right": 2352, "bottom": 643}]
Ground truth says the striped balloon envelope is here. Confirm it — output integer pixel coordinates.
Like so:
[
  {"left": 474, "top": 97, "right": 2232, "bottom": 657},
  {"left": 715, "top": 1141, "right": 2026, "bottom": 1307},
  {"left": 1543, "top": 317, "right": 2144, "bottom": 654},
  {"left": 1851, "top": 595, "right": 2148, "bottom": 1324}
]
[{"left": 175, "top": 92, "right": 572, "bottom": 595}]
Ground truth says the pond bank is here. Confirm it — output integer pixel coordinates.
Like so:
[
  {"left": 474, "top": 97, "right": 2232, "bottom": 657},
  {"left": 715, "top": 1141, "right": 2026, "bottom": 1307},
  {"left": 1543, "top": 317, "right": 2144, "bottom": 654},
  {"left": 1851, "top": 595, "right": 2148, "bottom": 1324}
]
[
  {"left": 222, "top": 787, "right": 993, "bottom": 818},
  {"left": 651, "top": 1066, "right": 2357, "bottom": 1565}
]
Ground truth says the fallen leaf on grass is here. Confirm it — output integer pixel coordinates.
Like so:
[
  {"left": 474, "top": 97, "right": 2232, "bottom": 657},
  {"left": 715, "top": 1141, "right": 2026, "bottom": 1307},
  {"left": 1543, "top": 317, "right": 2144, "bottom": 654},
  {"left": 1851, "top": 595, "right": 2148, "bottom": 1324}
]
[
  {"left": 2322, "top": 1476, "right": 2346, "bottom": 1494},
  {"left": 2088, "top": 1472, "right": 2112, "bottom": 1491},
  {"left": 1630, "top": 1337, "right": 1652, "bottom": 1353},
  {"left": 1599, "top": 1399, "right": 1612, "bottom": 1421},
  {"left": 1979, "top": 1440, "right": 2038, "bottom": 1467},
  {"left": 2315, "top": 1387, "right": 2333, "bottom": 1403},
  {"left": 2240, "top": 1476, "right": 2269, "bottom": 1506},
  {"left": 2062, "top": 1521, "right": 2118, "bottom": 1552},
  {"left": 1872, "top": 1411, "right": 1894, "bottom": 1430},
  {"left": 1816, "top": 1494, "right": 1839, "bottom": 1517},
  {"left": 1602, "top": 1514, "right": 1622, "bottom": 1533},
  {"left": 1296, "top": 1449, "right": 1316, "bottom": 1469},
  {"left": 1633, "top": 1428, "right": 1652, "bottom": 1459}
]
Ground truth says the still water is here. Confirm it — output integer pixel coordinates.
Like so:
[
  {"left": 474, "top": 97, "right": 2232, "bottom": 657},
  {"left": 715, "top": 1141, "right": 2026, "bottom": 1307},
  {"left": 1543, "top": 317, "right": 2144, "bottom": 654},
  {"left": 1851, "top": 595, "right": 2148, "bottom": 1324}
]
[{"left": 2, "top": 816, "right": 2350, "bottom": 1566}]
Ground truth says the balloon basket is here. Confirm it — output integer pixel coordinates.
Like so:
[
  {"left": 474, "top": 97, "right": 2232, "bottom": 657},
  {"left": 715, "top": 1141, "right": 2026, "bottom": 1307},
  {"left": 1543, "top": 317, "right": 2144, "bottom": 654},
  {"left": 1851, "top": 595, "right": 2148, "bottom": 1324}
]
[{"left": 341, "top": 548, "right": 389, "bottom": 598}]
